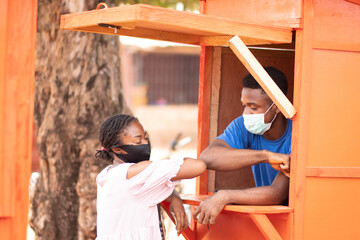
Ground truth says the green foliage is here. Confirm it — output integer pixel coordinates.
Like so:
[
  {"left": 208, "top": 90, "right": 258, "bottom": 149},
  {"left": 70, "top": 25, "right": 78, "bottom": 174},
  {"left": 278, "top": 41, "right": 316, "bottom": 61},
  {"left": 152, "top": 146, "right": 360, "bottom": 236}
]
[{"left": 114, "top": 0, "right": 199, "bottom": 11}]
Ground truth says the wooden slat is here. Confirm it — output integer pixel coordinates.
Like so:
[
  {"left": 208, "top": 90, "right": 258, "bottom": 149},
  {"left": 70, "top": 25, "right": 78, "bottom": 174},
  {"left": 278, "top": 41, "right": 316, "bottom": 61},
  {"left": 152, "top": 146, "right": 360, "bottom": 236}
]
[
  {"left": 250, "top": 213, "right": 283, "bottom": 240},
  {"left": 207, "top": 47, "right": 222, "bottom": 193},
  {"left": 181, "top": 194, "right": 293, "bottom": 214},
  {"left": 345, "top": 0, "right": 360, "bottom": 6},
  {"left": 228, "top": 35, "right": 296, "bottom": 119},
  {"left": 306, "top": 167, "right": 360, "bottom": 178},
  {"left": 196, "top": 46, "right": 212, "bottom": 195},
  {"left": 0, "top": 0, "right": 13, "bottom": 218},
  {"left": 60, "top": 4, "right": 293, "bottom": 46}
]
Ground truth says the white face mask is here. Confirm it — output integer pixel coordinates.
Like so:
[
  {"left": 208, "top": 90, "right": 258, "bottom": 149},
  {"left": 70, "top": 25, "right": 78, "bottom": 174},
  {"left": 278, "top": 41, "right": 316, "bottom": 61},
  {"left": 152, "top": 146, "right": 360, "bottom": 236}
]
[{"left": 243, "top": 103, "right": 277, "bottom": 135}]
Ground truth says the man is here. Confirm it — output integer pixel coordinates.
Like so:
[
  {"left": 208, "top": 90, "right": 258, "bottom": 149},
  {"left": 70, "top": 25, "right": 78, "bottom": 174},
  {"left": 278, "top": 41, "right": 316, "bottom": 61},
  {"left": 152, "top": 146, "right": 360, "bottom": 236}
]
[{"left": 193, "top": 67, "right": 291, "bottom": 225}]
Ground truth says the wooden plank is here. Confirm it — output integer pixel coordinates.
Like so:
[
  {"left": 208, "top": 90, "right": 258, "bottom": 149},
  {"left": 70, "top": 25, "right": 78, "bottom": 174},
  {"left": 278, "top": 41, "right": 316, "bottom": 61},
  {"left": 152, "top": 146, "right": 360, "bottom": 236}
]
[
  {"left": 0, "top": 0, "right": 11, "bottom": 218},
  {"left": 313, "top": 0, "right": 360, "bottom": 53},
  {"left": 228, "top": 35, "right": 296, "bottom": 119},
  {"left": 73, "top": 26, "right": 201, "bottom": 45},
  {"left": 306, "top": 167, "right": 360, "bottom": 178},
  {"left": 181, "top": 194, "right": 293, "bottom": 214},
  {"left": 250, "top": 213, "right": 283, "bottom": 240},
  {"left": 207, "top": 47, "right": 222, "bottom": 193},
  {"left": 346, "top": 0, "right": 360, "bottom": 5},
  {"left": 60, "top": 4, "right": 293, "bottom": 45},
  {"left": 0, "top": 0, "right": 37, "bottom": 239},
  {"left": 196, "top": 46, "right": 212, "bottom": 195},
  {"left": 204, "top": 0, "right": 302, "bottom": 29},
  {"left": 290, "top": 1, "right": 316, "bottom": 239}
]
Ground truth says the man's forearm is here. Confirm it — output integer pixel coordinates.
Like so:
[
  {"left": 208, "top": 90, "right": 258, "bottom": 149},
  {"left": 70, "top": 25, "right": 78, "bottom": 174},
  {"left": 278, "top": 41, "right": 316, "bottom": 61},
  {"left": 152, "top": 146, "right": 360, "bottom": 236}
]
[
  {"left": 217, "top": 186, "right": 287, "bottom": 206},
  {"left": 200, "top": 142, "right": 269, "bottom": 171},
  {"left": 216, "top": 173, "right": 289, "bottom": 205}
]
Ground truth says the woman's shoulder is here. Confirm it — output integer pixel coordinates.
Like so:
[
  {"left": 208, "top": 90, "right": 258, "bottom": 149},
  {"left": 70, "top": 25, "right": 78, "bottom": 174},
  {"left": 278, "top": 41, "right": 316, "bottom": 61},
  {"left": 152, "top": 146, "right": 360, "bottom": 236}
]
[{"left": 127, "top": 161, "right": 152, "bottom": 179}]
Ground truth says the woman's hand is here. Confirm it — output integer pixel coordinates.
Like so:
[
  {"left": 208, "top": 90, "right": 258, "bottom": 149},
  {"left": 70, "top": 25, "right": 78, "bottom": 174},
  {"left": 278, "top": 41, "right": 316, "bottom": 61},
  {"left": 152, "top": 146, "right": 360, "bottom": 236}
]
[{"left": 169, "top": 192, "right": 188, "bottom": 236}]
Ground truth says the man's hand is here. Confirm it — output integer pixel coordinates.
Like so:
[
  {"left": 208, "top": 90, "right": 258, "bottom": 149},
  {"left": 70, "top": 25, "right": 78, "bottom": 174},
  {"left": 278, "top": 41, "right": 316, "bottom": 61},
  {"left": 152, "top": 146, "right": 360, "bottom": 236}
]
[
  {"left": 169, "top": 194, "right": 188, "bottom": 236},
  {"left": 267, "top": 151, "right": 290, "bottom": 177},
  {"left": 192, "top": 191, "right": 227, "bottom": 225}
]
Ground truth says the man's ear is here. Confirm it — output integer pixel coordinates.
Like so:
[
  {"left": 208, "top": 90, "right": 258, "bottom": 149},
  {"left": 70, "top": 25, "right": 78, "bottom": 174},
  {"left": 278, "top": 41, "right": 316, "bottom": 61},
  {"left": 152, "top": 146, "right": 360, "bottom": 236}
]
[{"left": 274, "top": 104, "right": 281, "bottom": 114}]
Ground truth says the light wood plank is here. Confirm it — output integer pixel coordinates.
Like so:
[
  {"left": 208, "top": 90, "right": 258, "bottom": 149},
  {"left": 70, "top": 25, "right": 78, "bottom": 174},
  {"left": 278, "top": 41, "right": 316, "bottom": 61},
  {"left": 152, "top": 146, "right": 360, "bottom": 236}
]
[
  {"left": 60, "top": 4, "right": 292, "bottom": 45},
  {"left": 250, "top": 213, "right": 283, "bottom": 240},
  {"left": 228, "top": 35, "right": 296, "bottom": 119}
]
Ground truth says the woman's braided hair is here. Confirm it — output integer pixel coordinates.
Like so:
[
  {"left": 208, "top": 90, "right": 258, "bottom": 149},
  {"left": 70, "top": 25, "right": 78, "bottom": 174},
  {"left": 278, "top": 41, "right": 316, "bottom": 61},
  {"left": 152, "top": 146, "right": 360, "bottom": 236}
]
[{"left": 95, "top": 114, "right": 138, "bottom": 163}]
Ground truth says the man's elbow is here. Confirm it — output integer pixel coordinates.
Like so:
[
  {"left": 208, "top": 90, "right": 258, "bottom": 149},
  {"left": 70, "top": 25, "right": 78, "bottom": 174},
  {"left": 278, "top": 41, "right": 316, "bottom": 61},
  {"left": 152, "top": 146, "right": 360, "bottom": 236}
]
[{"left": 199, "top": 149, "right": 215, "bottom": 169}]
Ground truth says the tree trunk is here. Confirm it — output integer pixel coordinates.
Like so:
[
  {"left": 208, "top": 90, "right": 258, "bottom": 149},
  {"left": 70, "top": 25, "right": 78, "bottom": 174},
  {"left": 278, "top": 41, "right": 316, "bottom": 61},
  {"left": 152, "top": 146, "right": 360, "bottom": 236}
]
[{"left": 29, "top": 1, "right": 129, "bottom": 239}]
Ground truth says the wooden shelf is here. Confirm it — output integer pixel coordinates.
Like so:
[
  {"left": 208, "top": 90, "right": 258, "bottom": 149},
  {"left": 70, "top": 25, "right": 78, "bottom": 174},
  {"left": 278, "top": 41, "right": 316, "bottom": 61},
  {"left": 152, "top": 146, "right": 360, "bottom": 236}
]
[
  {"left": 60, "top": 4, "right": 293, "bottom": 46},
  {"left": 181, "top": 194, "right": 293, "bottom": 214}
]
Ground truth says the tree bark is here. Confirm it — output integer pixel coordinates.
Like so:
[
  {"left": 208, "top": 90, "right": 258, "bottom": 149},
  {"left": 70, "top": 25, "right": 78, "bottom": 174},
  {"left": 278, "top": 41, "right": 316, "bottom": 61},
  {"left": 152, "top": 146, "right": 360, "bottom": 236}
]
[{"left": 30, "top": 0, "right": 129, "bottom": 239}]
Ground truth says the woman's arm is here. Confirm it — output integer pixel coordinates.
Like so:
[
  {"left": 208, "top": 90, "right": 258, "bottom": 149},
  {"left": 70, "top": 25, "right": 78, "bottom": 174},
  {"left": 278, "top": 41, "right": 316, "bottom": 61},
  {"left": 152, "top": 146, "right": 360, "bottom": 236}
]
[
  {"left": 127, "top": 158, "right": 206, "bottom": 180},
  {"left": 171, "top": 158, "right": 206, "bottom": 181}
]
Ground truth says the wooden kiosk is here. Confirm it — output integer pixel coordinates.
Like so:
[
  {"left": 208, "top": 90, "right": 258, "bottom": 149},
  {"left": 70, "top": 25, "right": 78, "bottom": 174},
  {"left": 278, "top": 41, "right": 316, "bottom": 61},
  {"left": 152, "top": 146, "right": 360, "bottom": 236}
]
[
  {"left": 1, "top": 0, "right": 359, "bottom": 239},
  {"left": 60, "top": 1, "right": 360, "bottom": 239}
]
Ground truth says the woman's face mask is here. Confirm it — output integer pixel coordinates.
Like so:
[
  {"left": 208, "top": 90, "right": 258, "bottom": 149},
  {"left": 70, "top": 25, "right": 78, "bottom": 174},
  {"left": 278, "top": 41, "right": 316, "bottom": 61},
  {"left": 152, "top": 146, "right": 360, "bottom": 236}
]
[
  {"left": 112, "top": 141, "right": 151, "bottom": 163},
  {"left": 243, "top": 103, "right": 277, "bottom": 135}
]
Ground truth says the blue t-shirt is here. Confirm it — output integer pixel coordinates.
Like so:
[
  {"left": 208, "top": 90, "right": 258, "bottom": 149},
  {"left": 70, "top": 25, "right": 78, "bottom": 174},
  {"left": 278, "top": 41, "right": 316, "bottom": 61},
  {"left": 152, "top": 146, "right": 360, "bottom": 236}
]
[{"left": 217, "top": 116, "right": 292, "bottom": 187}]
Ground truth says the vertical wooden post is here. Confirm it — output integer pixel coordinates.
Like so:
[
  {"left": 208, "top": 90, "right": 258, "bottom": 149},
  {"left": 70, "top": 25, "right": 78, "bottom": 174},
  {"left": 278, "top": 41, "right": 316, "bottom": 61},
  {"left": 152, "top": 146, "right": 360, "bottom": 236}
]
[{"left": 0, "top": 0, "right": 37, "bottom": 239}]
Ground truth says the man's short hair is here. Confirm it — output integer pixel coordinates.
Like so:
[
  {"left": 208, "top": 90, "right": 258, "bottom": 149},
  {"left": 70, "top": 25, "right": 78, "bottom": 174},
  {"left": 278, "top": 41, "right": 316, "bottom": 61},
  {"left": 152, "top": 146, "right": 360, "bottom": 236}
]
[{"left": 242, "top": 67, "right": 288, "bottom": 95}]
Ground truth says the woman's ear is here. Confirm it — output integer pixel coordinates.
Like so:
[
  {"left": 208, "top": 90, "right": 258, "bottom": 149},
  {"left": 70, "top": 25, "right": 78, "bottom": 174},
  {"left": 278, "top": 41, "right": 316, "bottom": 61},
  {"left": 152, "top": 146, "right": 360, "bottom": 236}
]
[{"left": 112, "top": 147, "right": 127, "bottom": 154}]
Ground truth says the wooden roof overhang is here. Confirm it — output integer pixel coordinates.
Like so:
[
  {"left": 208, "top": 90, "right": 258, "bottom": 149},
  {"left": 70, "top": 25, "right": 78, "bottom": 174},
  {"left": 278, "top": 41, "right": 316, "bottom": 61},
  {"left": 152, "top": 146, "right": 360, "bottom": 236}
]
[{"left": 60, "top": 4, "right": 293, "bottom": 46}]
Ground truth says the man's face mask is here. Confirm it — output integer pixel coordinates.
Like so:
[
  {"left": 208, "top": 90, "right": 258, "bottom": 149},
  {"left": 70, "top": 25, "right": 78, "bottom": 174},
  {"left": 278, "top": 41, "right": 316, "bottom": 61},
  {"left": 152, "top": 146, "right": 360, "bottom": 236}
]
[
  {"left": 243, "top": 103, "right": 277, "bottom": 135},
  {"left": 112, "top": 141, "right": 151, "bottom": 163}
]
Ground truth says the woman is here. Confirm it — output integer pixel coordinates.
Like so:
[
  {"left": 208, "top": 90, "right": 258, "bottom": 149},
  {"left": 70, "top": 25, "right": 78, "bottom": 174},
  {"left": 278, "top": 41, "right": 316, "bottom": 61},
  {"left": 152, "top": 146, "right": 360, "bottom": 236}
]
[{"left": 95, "top": 114, "right": 206, "bottom": 240}]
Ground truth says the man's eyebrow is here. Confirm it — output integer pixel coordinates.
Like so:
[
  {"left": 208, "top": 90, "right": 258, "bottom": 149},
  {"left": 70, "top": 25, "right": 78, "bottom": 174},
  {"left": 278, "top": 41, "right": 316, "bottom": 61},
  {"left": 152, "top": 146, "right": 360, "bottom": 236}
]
[{"left": 244, "top": 102, "right": 257, "bottom": 105}]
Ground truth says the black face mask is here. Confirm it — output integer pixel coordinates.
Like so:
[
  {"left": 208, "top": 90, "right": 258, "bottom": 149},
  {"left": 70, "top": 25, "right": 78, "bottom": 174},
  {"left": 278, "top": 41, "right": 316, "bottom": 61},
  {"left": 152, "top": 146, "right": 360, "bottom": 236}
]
[{"left": 112, "top": 142, "right": 151, "bottom": 163}]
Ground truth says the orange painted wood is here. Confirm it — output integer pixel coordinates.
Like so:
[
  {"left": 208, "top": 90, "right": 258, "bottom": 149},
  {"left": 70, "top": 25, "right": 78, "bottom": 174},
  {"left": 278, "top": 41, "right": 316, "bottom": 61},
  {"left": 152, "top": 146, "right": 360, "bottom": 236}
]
[
  {"left": 196, "top": 46, "right": 212, "bottom": 195},
  {"left": 228, "top": 36, "right": 296, "bottom": 119},
  {"left": 290, "top": 3, "right": 315, "bottom": 238},
  {"left": 200, "top": 212, "right": 291, "bottom": 240},
  {"left": 250, "top": 213, "right": 283, "bottom": 240},
  {"left": 346, "top": 0, "right": 360, "bottom": 5},
  {"left": 60, "top": 4, "right": 293, "bottom": 46},
  {"left": 306, "top": 167, "right": 360, "bottom": 178},
  {"left": 0, "top": 0, "right": 37, "bottom": 239},
  {"left": 181, "top": 194, "right": 293, "bottom": 214},
  {"left": 303, "top": 178, "right": 360, "bottom": 239},
  {"left": 204, "top": 0, "right": 302, "bottom": 28},
  {"left": 312, "top": 0, "right": 360, "bottom": 52},
  {"left": 0, "top": 0, "right": 13, "bottom": 218}
]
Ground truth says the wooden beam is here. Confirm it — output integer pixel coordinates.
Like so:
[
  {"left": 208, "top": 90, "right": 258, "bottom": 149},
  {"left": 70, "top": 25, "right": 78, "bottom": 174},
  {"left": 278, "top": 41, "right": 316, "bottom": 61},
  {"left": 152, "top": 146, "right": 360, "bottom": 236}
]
[
  {"left": 228, "top": 35, "right": 296, "bottom": 119},
  {"left": 207, "top": 46, "right": 222, "bottom": 193},
  {"left": 60, "top": 4, "right": 293, "bottom": 45},
  {"left": 345, "top": 0, "right": 360, "bottom": 5},
  {"left": 250, "top": 213, "right": 283, "bottom": 240},
  {"left": 181, "top": 194, "right": 293, "bottom": 214},
  {"left": 306, "top": 167, "right": 360, "bottom": 178}
]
